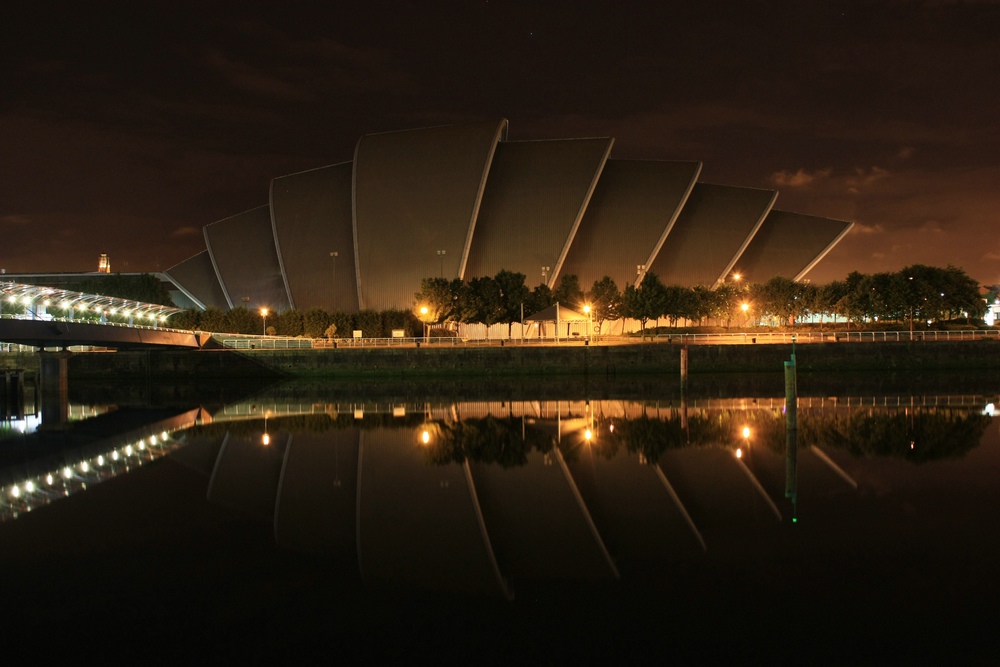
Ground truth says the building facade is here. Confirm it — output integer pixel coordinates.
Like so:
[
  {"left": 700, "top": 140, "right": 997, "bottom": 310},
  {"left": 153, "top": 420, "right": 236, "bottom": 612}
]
[{"left": 165, "top": 119, "right": 853, "bottom": 315}]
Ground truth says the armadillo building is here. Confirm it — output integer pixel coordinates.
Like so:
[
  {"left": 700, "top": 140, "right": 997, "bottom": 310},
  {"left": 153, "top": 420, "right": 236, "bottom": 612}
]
[{"left": 165, "top": 119, "right": 853, "bottom": 314}]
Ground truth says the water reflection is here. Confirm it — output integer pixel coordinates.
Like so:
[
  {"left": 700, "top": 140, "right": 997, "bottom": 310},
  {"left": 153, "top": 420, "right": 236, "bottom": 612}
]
[{"left": 168, "top": 394, "right": 994, "bottom": 598}]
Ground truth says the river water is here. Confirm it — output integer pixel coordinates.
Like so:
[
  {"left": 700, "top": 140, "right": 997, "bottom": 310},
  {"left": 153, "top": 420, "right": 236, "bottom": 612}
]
[{"left": 2, "top": 375, "right": 999, "bottom": 664}]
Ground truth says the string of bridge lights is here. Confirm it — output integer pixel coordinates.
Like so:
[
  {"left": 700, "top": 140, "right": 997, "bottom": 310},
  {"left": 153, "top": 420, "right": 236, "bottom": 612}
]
[
  {"left": 0, "top": 281, "right": 182, "bottom": 324},
  {"left": 0, "top": 429, "right": 184, "bottom": 522}
]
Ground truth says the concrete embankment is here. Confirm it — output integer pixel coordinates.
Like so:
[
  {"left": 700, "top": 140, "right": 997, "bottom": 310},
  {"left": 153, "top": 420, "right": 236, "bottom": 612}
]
[{"left": 60, "top": 340, "right": 1000, "bottom": 380}]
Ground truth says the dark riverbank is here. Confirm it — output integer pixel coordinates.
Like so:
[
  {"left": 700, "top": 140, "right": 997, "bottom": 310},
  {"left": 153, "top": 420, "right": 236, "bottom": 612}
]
[{"left": 56, "top": 339, "right": 1000, "bottom": 380}]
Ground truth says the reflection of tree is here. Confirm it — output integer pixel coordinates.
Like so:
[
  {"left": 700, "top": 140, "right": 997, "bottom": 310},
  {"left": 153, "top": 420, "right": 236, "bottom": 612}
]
[
  {"left": 803, "top": 410, "right": 990, "bottom": 463},
  {"left": 181, "top": 407, "right": 990, "bottom": 466},
  {"left": 423, "top": 416, "right": 554, "bottom": 468}
]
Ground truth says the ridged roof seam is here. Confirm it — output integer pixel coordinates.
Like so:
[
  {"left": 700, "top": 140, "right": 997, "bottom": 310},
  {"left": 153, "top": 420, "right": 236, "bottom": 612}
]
[
  {"left": 795, "top": 221, "right": 855, "bottom": 281},
  {"left": 713, "top": 189, "right": 779, "bottom": 287},
  {"left": 269, "top": 177, "right": 296, "bottom": 311},
  {"left": 639, "top": 161, "right": 702, "bottom": 288},
  {"left": 459, "top": 119, "right": 508, "bottom": 281},
  {"left": 550, "top": 137, "right": 614, "bottom": 288}
]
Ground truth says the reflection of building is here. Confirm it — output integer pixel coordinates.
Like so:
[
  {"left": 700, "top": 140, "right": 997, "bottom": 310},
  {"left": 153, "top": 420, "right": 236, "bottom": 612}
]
[{"left": 165, "top": 120, "right": 853, "bottom": 314}]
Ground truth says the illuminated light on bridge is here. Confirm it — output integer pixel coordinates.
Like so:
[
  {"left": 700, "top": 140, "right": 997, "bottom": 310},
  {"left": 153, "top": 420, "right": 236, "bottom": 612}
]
[{"left": 0, "top": 425, "right": 192, "bottom": 522}]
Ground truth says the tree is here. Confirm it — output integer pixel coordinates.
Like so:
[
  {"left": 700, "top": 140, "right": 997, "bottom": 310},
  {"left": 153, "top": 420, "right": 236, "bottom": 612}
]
[
  {"left": 494, "top": 269, "right": 530, "bottom": 339},
  {"left": 621, "top": 272, "right": 668, "bottom": 338},
  {"left": 414, "top": 277, "right": 463, "bottom": 329},
  {"left": 224, "top": 307, "right": 257, "bottom": 334},
  {"left": 552, "top": 274, "right": 584, "bottom": 307},
  {"left": 588, "top": 276, "right": 621, "bottom": 333},
  {"left": 199, "top": 307, "right": 228, "bottom": 332},
  {"left": 302, "top": 308, "right": 332, "bottom": 338},
  {"left": 170, "top": 309, "right": 201, "bottom": 330},
  {"left": 274, "top": 309, "right": 304, "bottom": 336},
  {"left": 355, "top": 309, "right": 382, "bottom": 338},
  {"left": 460, "top": 276, "right": 504, "bottom": 336}
]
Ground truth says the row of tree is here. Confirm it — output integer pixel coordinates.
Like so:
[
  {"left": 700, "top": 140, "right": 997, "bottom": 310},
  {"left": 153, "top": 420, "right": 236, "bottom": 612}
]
[{"left": 162, "top": 263, "right": 985, "bottom": 337}]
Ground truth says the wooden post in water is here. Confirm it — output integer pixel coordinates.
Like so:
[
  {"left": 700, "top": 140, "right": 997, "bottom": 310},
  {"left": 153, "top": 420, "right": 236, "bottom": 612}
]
[
  {"left": 784, "top": 351, "right": 798, "bottom": 521},
  {"left": 679, "top": 345, "right": 688, "bottom": 393}
]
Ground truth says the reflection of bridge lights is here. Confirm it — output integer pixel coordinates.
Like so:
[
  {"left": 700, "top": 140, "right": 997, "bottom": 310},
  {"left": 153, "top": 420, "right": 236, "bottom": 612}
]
[
  {"left": 421, "top": 430, "right": 431, "bottom": 445},
  {"left": 262, "top": 433, "right": 270, "bottom": 446}
]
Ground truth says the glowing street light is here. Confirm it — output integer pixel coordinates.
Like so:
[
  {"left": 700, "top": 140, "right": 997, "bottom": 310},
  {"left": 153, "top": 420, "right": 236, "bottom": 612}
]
[
  {"left": 583, "top": 304, "right": 592, "bottom": 344},
  {"left": 261, "top": 307, "right": 269, "bottom": 336}
]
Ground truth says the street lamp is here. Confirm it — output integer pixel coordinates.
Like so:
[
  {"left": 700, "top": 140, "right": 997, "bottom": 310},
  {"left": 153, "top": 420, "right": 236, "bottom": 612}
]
[
  {"left": 261, "top": 307, "right": 269, "bottom": 336},
  {"left": 330, "top": 251, "right": 338, "bottom": 307},
  {"left": 420, "top": 305, "right": 430, "bottom": 340},
  {"left": 741, "top": 302, "right": 750, "bottom": 327}
]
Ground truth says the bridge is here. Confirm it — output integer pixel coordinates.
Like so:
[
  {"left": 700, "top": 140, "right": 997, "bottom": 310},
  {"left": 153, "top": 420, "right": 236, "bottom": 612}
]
[{"left": 1, "top": 280, "right": 207, "bottom": 350}]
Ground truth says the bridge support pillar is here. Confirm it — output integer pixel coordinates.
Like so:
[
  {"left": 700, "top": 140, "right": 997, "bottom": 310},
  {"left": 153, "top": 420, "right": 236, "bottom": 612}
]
[{"left": 39, "top": 351, "right": 70, "bottom": 426}]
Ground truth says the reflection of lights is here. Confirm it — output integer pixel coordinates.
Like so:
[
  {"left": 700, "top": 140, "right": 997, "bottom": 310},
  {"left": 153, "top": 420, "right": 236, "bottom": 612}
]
[
  {"left": 584, "top": 428, "right": 593, "bottom": 442},
  {"left": 742, "top": 426, "right": 751, "bottom": 439},
  {"left": 984, "top": 403, "right": 995, "bottom": 417},
  {"left": 736, "top": 448, "right": 743, "bottom": 459},
  {"left": 609, "top": 423, "right": 614, "bottom": 433},
  {"left": 262, "top": 433, "right": 270, "bottom": 446},
  {"left": 421, "top": 430, "right": 431, "bottom": 445}
]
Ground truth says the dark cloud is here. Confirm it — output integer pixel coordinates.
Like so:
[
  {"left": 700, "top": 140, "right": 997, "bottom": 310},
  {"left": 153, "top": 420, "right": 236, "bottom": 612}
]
[{"left": 2, "top": 0, "right": 998, "bottom": 284}]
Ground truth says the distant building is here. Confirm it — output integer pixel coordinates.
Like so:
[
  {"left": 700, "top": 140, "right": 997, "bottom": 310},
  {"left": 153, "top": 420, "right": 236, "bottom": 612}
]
[
  {"left": 164, "top": 120, "right": 853, "bottom": 314},
  {"left": 98, "top": 253, "right": 110, "bottom": 274}
]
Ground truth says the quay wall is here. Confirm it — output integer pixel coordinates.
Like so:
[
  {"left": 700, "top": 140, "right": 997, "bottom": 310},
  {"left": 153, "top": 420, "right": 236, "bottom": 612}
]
[{"left": 58, "top": 340, "right": 1000, "bottom": 380}]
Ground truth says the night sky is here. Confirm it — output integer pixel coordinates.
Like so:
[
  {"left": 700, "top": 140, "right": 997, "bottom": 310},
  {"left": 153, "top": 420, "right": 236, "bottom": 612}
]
[{"left": 3, "top": 1, "right": 998, "bottom": 286}]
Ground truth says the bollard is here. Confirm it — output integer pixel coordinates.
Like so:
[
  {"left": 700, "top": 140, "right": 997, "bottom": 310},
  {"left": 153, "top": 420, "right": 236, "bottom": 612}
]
[{"left": 680, "top": 345, "right": 689, "bottom": 394}]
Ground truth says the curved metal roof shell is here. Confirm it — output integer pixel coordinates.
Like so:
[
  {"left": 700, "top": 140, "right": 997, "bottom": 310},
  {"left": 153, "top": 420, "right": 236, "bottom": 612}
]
[
  {"left": 166, "top": 120, "right": 855, "bottom": 314},
  {"left": 733, "top": 210, "right": 855, "bottom": 282},
  {"left": 204, "top": 206, "right": 290, "bottom": 312},
  {"left": 648, "top": 183, "right": 777, "bottom": 288},
  {"left": 560, "top": 159, "right": 701, "bottom": 290},
  {"left": 353, "top": 120, "right": 508, "bottom": 311},
  {"left": 270, "top": 162, "right": 358, "bottom": 313},
  {"left": 164, "top": 250, "right": 228, "bottom": 311},
  {"left": 464, "top": 138, "right": 613, "bottom": 287}
]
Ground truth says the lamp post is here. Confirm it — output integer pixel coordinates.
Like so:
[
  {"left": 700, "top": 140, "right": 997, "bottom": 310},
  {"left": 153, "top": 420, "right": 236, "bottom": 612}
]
[
  {"left": 330, "top": 251, "right": 338, "bottom": 307},
  {"left": 741, "top": 302, "right": 750, "bottom": 327},
  {"left": 261, "top": 307, "right": 269, "bottom": 336},
  {"left": 420, "top": 306, "right": 430, "bottom": 340},
  {"left": 437, "top": 249, "right": 446, "bottom": 278},
  {"left": 583, "top": 304, "right": 592, "bottom": 344}
]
